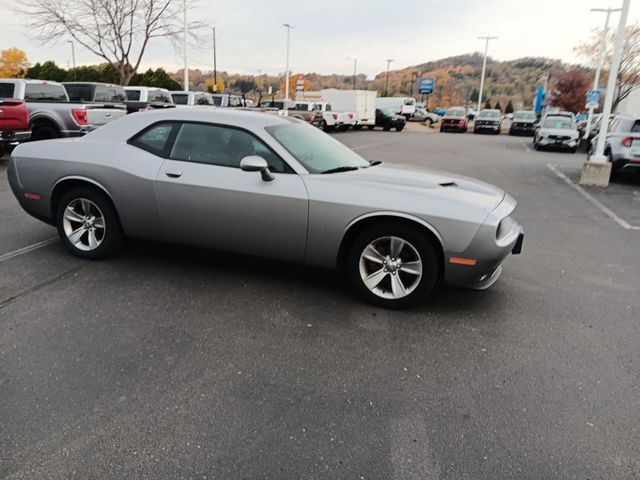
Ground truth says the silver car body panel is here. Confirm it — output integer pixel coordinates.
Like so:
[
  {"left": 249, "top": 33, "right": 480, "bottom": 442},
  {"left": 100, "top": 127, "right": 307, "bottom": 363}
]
[{"left": 8, "top": 108, "right": 522, "bottom": 289}]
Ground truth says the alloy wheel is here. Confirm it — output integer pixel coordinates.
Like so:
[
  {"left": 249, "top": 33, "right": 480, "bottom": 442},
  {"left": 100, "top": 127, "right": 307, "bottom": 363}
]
[{"left": 62, "top": 198, "right": 106, "bottom": 252}]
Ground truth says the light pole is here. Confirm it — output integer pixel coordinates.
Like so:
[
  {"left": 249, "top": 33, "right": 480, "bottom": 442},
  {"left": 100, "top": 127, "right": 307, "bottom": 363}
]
[
  {"left": 283, "top": 23, "right": 294, "bottom": 100},
  {"left": 183, "top": 0, "right": 188, "bottom": 91},
  {"left": 583, "top": 7, "right": 622, "bottom": 140},
  {"left": 384, "top": 58, "right": 394, "bottom": 97},
  {"left": 581, "top": 0, "right": 631, "bottom": 187},
  {"left": 348, "top": 58, "right": 357, "bottom": 90},
  {"left": 212, "top": 26, "right": 218, "bottom": 92},
  {"left": 476, "top": 36, "right": 498, "bottom": 112},
  {"left": 67, "top": 40, "right": 76, "bottom": 80}
]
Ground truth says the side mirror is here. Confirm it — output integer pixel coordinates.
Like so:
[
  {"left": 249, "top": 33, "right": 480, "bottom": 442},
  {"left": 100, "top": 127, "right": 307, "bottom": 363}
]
[{"left": 240, "top": 155, "right": 274, "bottom": 182}]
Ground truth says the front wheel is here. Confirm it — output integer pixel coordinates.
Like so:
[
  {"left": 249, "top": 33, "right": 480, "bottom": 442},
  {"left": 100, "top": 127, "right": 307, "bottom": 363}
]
[
  {"left": 56, "top": 187, "right": 123, "bottom": 259},
  {"left": 367, "top": 125, "right": 375, "bottom": 130},
  {"left": 353, "top": 125, "right": 363, "bottom": 131},
  {"left": 396, "top": 125, "right": 404, "bottom": 132},
  {"left": 424, "top": 118, "right": 433, "bottom": 127},
  {"left": 347, "top": 223, "right": 439, "bottom": 308}
]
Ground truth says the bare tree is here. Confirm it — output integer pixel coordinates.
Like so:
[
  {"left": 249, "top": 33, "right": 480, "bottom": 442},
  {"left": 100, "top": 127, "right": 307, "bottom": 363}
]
[
  {"left": 18, "top": 0, "right": 204, "bottom": 85},
  {"left": 575, "top": 23, "right": 640, "bottom": 112}
]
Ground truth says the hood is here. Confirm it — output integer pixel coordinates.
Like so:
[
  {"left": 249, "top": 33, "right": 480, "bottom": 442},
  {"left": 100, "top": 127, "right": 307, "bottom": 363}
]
[{"left": 329, "top": 163, "right": 505, "bottom": 214}]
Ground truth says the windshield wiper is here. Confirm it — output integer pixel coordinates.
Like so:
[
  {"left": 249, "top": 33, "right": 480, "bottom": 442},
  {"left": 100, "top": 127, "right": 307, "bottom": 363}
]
[
  {"left": 320, "top": 166, "right": 361, "bottom": 174},
  {"left": 369, "top": 160, "right": 383, "bottom": 166}
]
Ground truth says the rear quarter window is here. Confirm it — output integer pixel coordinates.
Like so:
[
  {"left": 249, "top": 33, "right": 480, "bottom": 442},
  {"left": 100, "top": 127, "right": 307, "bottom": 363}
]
[
  {"left": 0, "top": 82, "right": 15, "bottom": 98},
  {"left": 129, "top": 122, "right": 178, "bottom": 156}
]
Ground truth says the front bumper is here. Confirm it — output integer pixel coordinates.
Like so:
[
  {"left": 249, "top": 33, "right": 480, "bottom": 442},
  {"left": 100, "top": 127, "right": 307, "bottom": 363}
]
[
  {"left": 475, "top": 122, "right": 500, "bottom": 131},
  {"left": 0, "top": 129, "right": 31, "bottom": 144},
  {"left": 510, "top": 124, "right": 535, "bottom": 135},
  {"left": 538, "top": 136, "right": 578, "bottom": 149},
  {"left": 444, "top": 195, "right": 523, "bottom": 289}
]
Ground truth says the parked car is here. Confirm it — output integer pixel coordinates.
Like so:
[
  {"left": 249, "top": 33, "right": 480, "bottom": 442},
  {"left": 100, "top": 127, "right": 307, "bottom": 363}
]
[
  {"left": 373, "top": 108, "right": 406, "bottom": 131},
  {"left": 533, "top": 115, "right": 579, "bottom": 152},
  {"left": 169, "top": 91, "right": 215, "bottom": 107},
  {"left": 320, "top": 89, "right": 376, "bottom": 129},
  {"left": 290, "top": 101, "right": 323, "bottom": 128},
  {"left": 0, "top": 79, "right": 127, "bottom": 140},
  {"left": 473, "top": 109, "right": 503, "bottom": 134},
  {"left": 8, "top": 108, "right": 523, "bottom": 308},
  {"left": 0, "top": 98, "right": 31, "bottom": 153},
  {"left": 124, "top": 86, "right": 175, "bottom": 114},
  {"left": 411, "top": 107, "right": 440, "bottom": 126},
  {"left": 211, "top": 93, "right": 245, "bottom": 108},
  {"left": 509, "top": 110, "right": 537, "bottom": 136},
  {"left": 439, "top": 107, "right": 468, "bottom": 133},
  {"left": 588, "top": 114, "right": 640, "bottom": 174},
  {"left": 376, "top": 97, "right": 416, "bottom": 118},
  {"left": 433, "top": 107, "right": 447, "bottom": 116}
]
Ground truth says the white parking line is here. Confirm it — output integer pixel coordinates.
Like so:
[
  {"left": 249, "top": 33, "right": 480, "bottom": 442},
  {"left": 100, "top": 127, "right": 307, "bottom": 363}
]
[
  {"left": 547, "top": 163, "right": 640, "bottom": 231},
  {"left": 0, "top": 238, "right": 59, "bottom": 263},
  {"left": 352, "top": 139, "right": 403, "bottom": 151}
]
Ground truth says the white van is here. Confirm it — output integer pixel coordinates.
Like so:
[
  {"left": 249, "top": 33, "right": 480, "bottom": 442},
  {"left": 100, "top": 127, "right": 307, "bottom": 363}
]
[{"left": 376, "top": 97, "right": 416, "bottom": 117}]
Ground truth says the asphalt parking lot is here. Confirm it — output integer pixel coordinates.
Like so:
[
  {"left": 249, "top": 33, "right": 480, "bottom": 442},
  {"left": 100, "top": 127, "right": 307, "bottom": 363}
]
[{"left": 1, "top": 131, "right": 639, "bottom": 479}]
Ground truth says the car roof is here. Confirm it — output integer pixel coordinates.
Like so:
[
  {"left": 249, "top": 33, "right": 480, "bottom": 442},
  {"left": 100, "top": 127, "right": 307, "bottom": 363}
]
[
  {"left": 63, "top": 82, "right": 122, "bottom": 86},
  {"left": 0, "top": 78, "right": 64, "bottom": 85}
]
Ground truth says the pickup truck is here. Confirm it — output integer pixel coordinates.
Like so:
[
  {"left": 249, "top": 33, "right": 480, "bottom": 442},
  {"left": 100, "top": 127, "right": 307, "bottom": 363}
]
[
  {"left": 169, "top": 91, "right": 215, "bottom": 107},
  {"left": 0, "top": 79, "right": 128, "bottom": 140},
  {"left": 0, "top": 98, "right": 31, "bottom": 154},
  {"left": 211, "top": 93, "right": 246, "bottom": 108},
  {"left": 313, "top": 102, "right": 345, "bottom": 132},
  {"left": 123, "top": 86, "right": 176, "bottom": 114},
  {"left": 291, "top": 101, "right": 324, "bottom": 128}
]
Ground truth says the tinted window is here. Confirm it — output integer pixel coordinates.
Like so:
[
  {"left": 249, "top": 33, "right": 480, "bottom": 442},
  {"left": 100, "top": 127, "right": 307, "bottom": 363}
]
[
  {"left": 295, "top": 103, "right": 310, "bottom": 111},
  {"left": 211, "top": 95, "right": 223, "bottom": 106},
  {"left": 24, "top": 83, "right": 67, "bottom": 101},
  {"left": 170, "top": 122, "right": 288, "bottom": 173},
  {"left": 514, "top": 111, "right": 535, "bottom": 121},
  {"left": 196, "top": 94, "right": 213, "bottom": 105},
  {"left": 148, "top": 90, "right": 173, "bottom": 103},
  {"left": 172, "top": 93, "right": 189, "bottom": 105},
  {"left": 631, "top": 120, "right": 640, "bottom": 133},
  {"left": 0, "top": 82, "right": 15, "bottom": 98},
  {"left": 64, "top": 84, "right": 93, "bottom": 101},
  {"left": 94, "top": 85, "right": 126, "bottom": 102},
  {"left": 125, "top": 90, "right": 141, "bottom": 101},
  {"left": 130, "top": 122, "right": 176, "bottom": 154}
]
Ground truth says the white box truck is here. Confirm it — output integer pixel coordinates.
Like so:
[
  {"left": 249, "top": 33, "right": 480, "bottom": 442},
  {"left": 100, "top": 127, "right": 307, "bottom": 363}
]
[
  {"left": 320, "top": 89, "right": 377, "bottom": 129},
  {"left": 376, "top": 97, "right": 416, "bottom": 118}
]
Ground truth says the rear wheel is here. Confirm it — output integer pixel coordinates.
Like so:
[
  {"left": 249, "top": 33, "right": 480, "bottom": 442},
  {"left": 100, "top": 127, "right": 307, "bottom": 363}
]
[
  {"left": 396, "top": 125, "right": 404, "bottom": 132},
  {"left": 347, "top": 223, "right": 439, "bottom": 308},
  {"left": 31, "top": 123, "right": 60, "bottom": 141},
  {"left": 383, "top": 125, "right": 392, "bottom": 131},
  {"left": 367, "top": 125, "right": 375, "bottom": 130},
  {"left": 56, "top": 187, "right": 123, "bottom": 259},
  {"left": 353, "top": 125, "right": 363, "bottom": 131}
]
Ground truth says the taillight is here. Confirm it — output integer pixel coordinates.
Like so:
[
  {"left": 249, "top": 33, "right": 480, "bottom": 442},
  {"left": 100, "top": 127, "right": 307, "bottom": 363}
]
[
  {"left": 622, "top": 137, "right": 633, "bottom": 147},
  {"left": 348, "top": 113, "right": 353, "bottom": 119},
  {"left": 332, "top": 113, "right": 338, "bottom": 120},
  {"left": 71, "top": 109, "right": 88, "bottom": 125}
]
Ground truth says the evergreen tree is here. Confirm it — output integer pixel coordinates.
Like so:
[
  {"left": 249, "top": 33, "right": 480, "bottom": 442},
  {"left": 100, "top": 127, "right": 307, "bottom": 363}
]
[
  {"left": 494, "top": 101, "right": 502, "bottom": 111},
  {"left": 505, "top": 100, "right": 514, "bottom": 114},
  {"left": 484, "top": 99, "right": 492, "bottom": 109}
]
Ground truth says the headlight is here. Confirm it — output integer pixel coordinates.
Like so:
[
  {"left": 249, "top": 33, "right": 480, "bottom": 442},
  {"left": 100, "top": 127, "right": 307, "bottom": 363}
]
[{"left": 497, "top": 216, "right": 517, "bottom": 240}]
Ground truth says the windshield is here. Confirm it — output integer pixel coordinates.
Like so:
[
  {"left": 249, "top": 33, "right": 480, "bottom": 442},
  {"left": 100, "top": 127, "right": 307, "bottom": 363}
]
[
  {"left": 479, "top": 110, "right": 500, "bottom": 118},
  {"left": 172, "top": 94, "right": 188, "bottom": 105},
  {"left": 266, "top": 122, "right": 371, "bottom": 173},
  {"left": 543, "top": 117, "right": 574, "bottom": 129},
  {"left": 514, "top": 111, "right": 535, "bottom": 121},
  {"left": 446, "top": 109, "right": 465, "bottom": 117}
]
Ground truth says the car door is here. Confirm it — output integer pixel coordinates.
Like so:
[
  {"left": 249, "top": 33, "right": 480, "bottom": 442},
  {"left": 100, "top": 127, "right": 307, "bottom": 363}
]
[{"left": 155, "top": 121, "right": 309, "bottom": 262}]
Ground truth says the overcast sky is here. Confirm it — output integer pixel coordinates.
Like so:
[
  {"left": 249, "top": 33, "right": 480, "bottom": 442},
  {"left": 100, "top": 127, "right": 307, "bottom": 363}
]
[{"left": 3, "top": 0, "right": 639, "bottom": 77}]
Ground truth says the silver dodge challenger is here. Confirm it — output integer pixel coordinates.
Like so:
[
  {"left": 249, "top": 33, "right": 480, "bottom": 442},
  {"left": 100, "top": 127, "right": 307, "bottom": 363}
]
[{"left": 8, "top": 108, "right": 523, "bottom": 308}]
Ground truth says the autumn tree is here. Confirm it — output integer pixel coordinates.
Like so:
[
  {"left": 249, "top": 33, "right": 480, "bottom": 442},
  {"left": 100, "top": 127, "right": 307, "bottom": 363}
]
[
  {"left": 19, "top": 0, "right": 204, "bottom": 85},
  {"left": 551, "top": 69, "right": 591, "bottom": 113},
  {"left": 575, "top": 23, "right": 640, "bottom": 111},
  {"left": 0, "top": 48, "right": 29, "bottom": 78},
  {"left": 206, "top": 78, "right": 225, "bottom": 94}
]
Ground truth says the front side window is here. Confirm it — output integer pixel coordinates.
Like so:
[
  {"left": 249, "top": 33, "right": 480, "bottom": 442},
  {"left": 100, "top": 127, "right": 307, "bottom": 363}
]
[
  {"left": 129, "top": 122, "right": 176, "bottom": 155},
  {"left": 267, "top": 122, "right": 370, "bottom": 174},
  {"left": 125, "top": 90, "right": 141, "bottom": 101},
  {"left": 169, "top": 122, "right": 289, "bottom": 173},
  {"left": 24, "top": 83, "right": 67, "bottom": 102}
]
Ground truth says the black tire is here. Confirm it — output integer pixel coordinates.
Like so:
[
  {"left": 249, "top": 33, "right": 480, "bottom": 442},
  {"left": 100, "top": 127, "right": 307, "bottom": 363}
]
[
  {"left": 367, "top": 125, "right": 375, "bottom": 130},
  {"left": 56, "top": 187, "right": 123, "bottom": 260},
  {"left": 346, "top": 222, "right": 439, "bottom": 309},
  {"left": 569, "top": 147, "right": 577, "bottom": 154},
  {"left": 31, "top": 123, "right": 60, "bottom": 141},
  {"left": 424, "top": 118, "right": 433, "bottom": 127},
  {"left": 396, "top": 125, "right": 404, "bottom": 132},
  {"left": 383, "top": 125, "right": 392, "bottom": 131},
  {"left": 473, "top": 128, "right": 479, "bottom": 134},
  {"left": 353, "top": 125, "right": 363, "bottom": 131}
]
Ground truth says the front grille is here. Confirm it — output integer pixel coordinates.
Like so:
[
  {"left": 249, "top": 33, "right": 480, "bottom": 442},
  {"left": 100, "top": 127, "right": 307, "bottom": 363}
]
[{"left": 548, "top": 135, "right": 570, "bottom": 141}]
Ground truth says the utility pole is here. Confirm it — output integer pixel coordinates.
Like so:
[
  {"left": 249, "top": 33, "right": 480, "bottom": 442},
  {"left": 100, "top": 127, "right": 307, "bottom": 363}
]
[
  {"left": 212, "top": 27, "right": 218, "bottom": 92},
  {"left": 283, "top": 23, "right": 294, "bottom": 100},
  {"left": 410, "top": 71, "right": 418, "bottom": 98},
  {"left": 348, "top": 58, "right": 357, "bottom": 90},
  {"left": 580, "top": 0, "right": 631, "bottom": 187},
  {"left": 183, "top": 0, "right": 188, "bottom": 91},
  {"left": 476, "top": 36, "right": 498, "bottom": 112},
  {"left": 67, "top": 40, "right": 76, "bottom": 80},
  {"left": 385, "top": 58, "right": 394, "bottom": 97},
  {"left": 583, "top": 7, "right": 621, "bottom": 140}
]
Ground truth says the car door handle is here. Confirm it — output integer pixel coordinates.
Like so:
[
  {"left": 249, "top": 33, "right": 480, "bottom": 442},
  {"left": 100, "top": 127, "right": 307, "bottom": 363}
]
[{"left": 165, "top": 170, "right": 183, "bottom": 178}]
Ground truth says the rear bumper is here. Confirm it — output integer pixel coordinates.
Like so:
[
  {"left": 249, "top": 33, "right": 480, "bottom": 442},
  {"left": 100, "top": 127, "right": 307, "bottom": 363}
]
[{"left": 0, "top": 129, "right": 31, "bottom": 144}]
